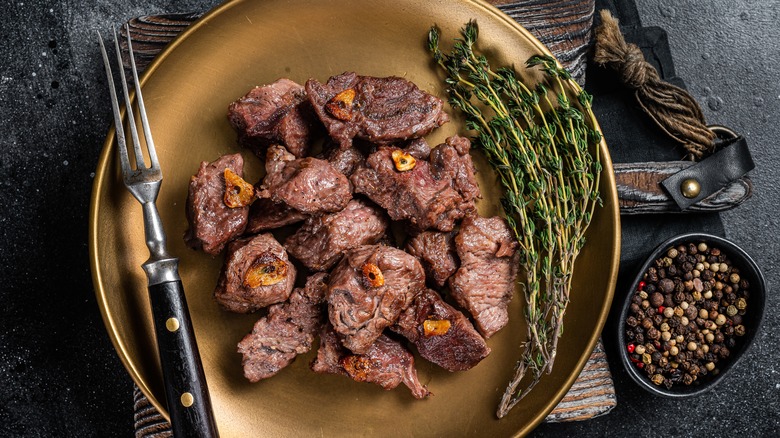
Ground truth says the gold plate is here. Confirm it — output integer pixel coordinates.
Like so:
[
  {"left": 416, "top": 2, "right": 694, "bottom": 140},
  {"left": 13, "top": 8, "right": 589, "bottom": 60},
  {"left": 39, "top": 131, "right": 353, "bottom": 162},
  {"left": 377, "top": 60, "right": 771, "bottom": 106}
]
[{"left": 89, "top": 0, "right": 620, "bottom": 436}]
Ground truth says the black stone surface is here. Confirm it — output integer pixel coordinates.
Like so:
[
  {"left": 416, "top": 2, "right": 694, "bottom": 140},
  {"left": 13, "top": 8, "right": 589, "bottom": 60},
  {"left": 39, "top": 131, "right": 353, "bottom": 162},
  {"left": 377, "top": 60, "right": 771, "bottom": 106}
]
[{"left": 0, "top": 0, "right": 777, "bottom": 436}]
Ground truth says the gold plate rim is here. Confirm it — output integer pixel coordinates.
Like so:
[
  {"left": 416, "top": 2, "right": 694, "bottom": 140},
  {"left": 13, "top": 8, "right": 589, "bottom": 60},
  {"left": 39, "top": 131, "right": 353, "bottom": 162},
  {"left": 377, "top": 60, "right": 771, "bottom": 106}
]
[{"left": 89, "top": 0, "right": 621, "bottom": 435}]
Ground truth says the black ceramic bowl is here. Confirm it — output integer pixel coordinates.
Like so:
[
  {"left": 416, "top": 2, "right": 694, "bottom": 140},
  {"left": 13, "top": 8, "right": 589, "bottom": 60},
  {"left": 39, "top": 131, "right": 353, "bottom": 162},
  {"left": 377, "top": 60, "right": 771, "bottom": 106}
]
[{"left": 617, "top": 233, "right": 766, "bottom": 397}]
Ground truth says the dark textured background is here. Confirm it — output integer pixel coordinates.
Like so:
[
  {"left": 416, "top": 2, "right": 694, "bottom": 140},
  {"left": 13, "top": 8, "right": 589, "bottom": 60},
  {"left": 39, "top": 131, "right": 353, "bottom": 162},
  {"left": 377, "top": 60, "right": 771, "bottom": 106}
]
[{"left": 0, "top": 0, "right": 777, "bottom": 436}]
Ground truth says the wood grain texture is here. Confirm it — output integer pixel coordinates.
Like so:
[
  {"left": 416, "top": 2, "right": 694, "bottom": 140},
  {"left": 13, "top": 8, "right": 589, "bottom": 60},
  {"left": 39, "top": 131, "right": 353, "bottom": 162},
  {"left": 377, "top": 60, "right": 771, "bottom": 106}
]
[
  {"left": 124, "top": 2, "right": 617, "bottom": 434},
  {"left": 495, "top": 0, "right": 594, "bottom": 83},
  {"left": 546, "top": 340, "right": 616, "bottom": 422},
  {"left": 119, "top": 13, "right": 203, "bottom": 72}
]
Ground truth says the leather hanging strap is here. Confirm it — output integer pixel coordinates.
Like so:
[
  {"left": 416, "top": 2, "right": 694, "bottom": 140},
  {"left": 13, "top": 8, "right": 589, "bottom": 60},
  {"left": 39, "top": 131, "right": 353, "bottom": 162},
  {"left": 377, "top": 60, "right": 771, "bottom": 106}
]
[{"left": 661, "top": 127, "right": 755, "bottom": 210}]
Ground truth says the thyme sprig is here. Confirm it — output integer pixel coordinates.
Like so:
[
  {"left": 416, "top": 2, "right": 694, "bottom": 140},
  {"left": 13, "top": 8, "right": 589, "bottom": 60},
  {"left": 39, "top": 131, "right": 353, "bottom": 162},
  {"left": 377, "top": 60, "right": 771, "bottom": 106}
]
[{"left": 428, "top": 21, "right": 603, "bottom": 418}]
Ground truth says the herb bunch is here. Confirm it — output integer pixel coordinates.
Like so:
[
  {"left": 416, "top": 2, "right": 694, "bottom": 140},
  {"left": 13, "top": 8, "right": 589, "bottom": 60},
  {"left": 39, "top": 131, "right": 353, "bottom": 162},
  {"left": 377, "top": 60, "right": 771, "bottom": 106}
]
[{"left": 428, "top": 21, "right": 603, "bottom": 418}]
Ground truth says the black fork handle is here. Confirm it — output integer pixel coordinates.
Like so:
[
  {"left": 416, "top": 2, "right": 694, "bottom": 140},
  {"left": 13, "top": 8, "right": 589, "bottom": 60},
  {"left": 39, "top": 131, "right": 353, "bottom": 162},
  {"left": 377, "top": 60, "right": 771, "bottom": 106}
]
[{"left": 148, "top": 280, "right": 219, "bottom": 437}]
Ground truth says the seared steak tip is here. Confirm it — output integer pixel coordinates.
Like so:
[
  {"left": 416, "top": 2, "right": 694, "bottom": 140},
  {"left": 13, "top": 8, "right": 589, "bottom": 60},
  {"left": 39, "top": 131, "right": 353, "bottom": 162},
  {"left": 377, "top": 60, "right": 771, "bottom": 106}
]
[
  {"left": 327, "top": 244, "right": 426, "bottom": 354},
  {"left": 306, "top": 72, "right": 448, "bottom": 149},
  {"left": 392, "top": 288, "right": 490, "bottom": 371},
  {"left": 214, "top": 233, "right": 297, "bottom": 313},
  {"left": 285, "top": 199, "right": 389, "bottom": 272},
  {"left": 405, "top": 230, "right": 458, "bottom": 288},
  {"left": 351, "top": 146, "right": 467, "bottom": 232},
  {"left": 228, "top": 78, "right": 319, "bottom": 158},
  {"left": 259, "top": 145, "right": 352, "bottom": 215},
  {"left": 238, "top": 273, "right": 328, "bottom": 382},
  {"left": 311, "top": 326, "right": 431, "bottom": 399},
  {"left": 184, "top": 153, "right": 249, "bottom": 255},
  {"left": 448, "top": 215, "right": 520, "bottom": 338},
  {"left": 431, "top": 135, "right": 481, "bottom": 206}
]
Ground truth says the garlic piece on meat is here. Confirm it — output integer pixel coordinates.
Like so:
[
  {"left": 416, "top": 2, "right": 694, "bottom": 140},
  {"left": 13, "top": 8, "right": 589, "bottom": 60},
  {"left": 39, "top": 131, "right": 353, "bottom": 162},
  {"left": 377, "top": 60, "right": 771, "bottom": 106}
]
[
  {"left": 325, "top": 88, "right": 357, "bottom": 121},
  {"left": 391, "top": 150, "right": 416, "bottom": 171},
  {"left": 423, "top": 319, "right": 451, "bottom": 337},
  {"left": 223, "top": 168, "right": 255, "bottom": 208},
  {"left": 243, "top": 256, "right": 288, "bottom": 288},
  {"left": 361, "top": 262, "right": 385, "bottom": 288},
  {"left": 340, "top": 355, "right": 372, "bottom": 382}
]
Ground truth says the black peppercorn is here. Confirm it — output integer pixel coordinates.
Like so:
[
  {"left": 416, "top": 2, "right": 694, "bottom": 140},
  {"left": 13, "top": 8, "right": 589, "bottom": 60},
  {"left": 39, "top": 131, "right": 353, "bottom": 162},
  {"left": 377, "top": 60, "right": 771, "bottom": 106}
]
[
  {"left": 647, "top": 327, "right": 660, "bottom": 340},
  {"left": 659, "top": 278, "right": 674, "bottom": 294}
]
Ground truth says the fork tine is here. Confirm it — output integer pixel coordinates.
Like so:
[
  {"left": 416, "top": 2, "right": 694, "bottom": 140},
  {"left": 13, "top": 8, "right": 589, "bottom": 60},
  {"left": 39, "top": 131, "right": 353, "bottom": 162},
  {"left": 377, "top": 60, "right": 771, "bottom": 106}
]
[
  {"left": 125, "top": 24, "right": 160, "bottom": 171},
  {"left": 98, "top": 31, "right": 132, "bottom": 178},
  {"left": 113, "top": 27, "right": 146, "bottom": 170}
]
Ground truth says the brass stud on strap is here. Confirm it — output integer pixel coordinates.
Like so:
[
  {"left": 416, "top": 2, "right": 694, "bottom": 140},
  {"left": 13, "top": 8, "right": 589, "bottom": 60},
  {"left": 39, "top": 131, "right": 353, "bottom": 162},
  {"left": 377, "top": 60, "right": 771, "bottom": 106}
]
[
  {"left": 181, "top": 392, "right": 194, "bottom": 407},
  {"left": 680, "top": 178, "right": 701, "bottom": 199}
]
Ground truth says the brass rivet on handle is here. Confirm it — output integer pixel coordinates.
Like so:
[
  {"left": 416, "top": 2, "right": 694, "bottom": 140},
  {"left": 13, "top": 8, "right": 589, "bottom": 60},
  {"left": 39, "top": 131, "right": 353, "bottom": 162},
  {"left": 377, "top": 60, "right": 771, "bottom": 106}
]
[
  {"left": 680, "top": 178, "right": 701, "bottom": 198},
  {"left": 166, "top": 317, "right": 180, "bottom": 332},
  {"left": 181, "top": 392, "right": 194, "bottom": 407}
]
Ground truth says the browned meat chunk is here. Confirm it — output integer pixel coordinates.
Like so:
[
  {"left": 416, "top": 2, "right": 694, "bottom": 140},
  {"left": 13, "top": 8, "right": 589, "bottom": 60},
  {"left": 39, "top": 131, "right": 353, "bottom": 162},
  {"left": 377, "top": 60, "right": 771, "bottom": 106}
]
[
  {"left": 305, "top": 72, "right": 448, "bottom": 149},
  {"left": 228, "top": 78, "right": 319, "bottom": 158},
  {"left": 327, "top": 244, "right": 425, "bottom": 354},
  {"left": 311, "top": 325, "right": 430, "bottom": 399},
  {"left": 403, "top": 137, "right": 432, "bottom": 160},
  {"left": 237, "top": 273, "right": 328, "bottom": 382},
  {"left": 245, "top": 198, "right": 308, "bottom": 233},
  {"left": 392, "top": 289, "right": 490, "bottom": 371},
  {"left": 430, "top": 135, "right": 480, "bottom": 205},
  {"left": 184, "top": 153, "right": 249, "bottom": 255},
  {"left": 322, "top": 143, "right": 366, "bottom": 177},
  {"left": 285, "top": 199, "right": 389, "bottom": 271},
  {"left": 448, "top": 216, "right": 519, "bottom": 338},
  {"left": 258, "top": 145, "right": 351, "bottom": 214},
  {"left": 214, "top": 233, "right": 297, "bottom": 313},
  {"left": 405, "top": 231, "right": 458, "bottom": 288},
  {"left": 350, "top": 146, "right": 471, "bottom": 231}
]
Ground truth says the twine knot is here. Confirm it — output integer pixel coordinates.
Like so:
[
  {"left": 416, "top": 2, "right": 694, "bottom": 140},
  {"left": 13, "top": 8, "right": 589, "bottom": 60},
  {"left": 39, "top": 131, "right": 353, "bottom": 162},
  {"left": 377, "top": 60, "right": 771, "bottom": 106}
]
[
  {"left": 619, "top": 44, "right": 656, "bottom": 89},
  {"left": 593, "top": 10, "right": 716, "bottom": 160}
]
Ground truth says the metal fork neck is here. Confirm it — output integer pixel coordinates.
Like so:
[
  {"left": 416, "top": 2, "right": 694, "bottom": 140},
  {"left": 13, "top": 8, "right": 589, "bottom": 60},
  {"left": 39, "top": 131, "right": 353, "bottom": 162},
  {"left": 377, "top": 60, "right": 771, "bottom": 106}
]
[{"left": 140, "top": 201, "right": 181, "bottom": 285}]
